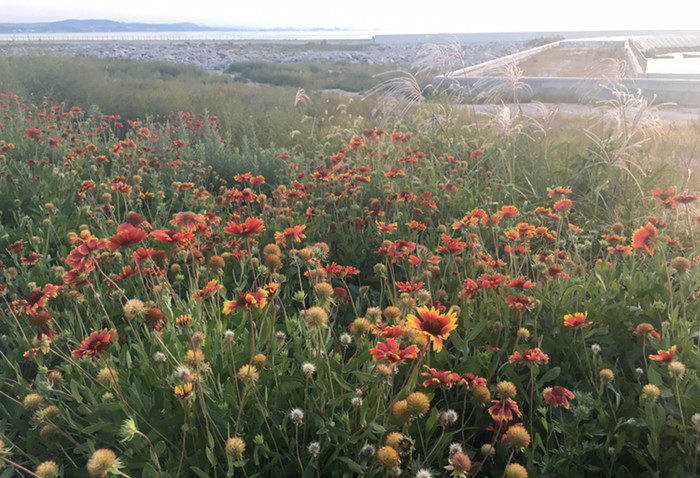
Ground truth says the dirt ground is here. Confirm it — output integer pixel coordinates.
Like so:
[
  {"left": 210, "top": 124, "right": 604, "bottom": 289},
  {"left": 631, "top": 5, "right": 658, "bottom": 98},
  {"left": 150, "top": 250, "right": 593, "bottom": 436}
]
[
  {"left": 468, "top": 102, "right": 700, "bottom": 124},
  {"left": 517, "top": 47, "right": 627, "bottom": 77}
]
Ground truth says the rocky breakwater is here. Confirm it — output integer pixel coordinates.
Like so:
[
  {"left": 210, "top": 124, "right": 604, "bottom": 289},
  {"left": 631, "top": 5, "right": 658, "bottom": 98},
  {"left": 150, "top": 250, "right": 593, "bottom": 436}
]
[{"left": 0, "top": 39, "right": 526, "bottom": 71}]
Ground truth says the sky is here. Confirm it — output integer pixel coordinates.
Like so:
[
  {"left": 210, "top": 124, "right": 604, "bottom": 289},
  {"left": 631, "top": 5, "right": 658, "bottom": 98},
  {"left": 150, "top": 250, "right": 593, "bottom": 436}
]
[{"left": 1, "top": 0, "right": 698, "bottom": 32}]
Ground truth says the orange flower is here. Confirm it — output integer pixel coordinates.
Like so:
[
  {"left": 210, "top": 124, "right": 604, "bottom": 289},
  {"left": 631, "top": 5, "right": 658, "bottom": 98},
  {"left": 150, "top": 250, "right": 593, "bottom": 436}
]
[
  {"left": 72, "top": 329, "right": 116, "bottom": 358},
  {"left": 553, "top": 199, "right": 572, "bottom": 212},
  {"left": 191, "top": 279, "right": 223, "bottom": 300},
  {"left": 225, "top": 217, "right": 265, "bottom": 237},
  {"left": 223, "top": 289, "right": 268, "bottom": 313},
  {"left": 174, "top": 383, "right": 193, "bottom": 398},
  {"left": 370, "top": 339, "right": 418, "bottom": 365},
  {"left": 547, "top": 186, "right": 571, "bottom": 198},
  {"left": 498, "top": 205, "right": 520, "bottom": 219},
  {"left": 274, "top": 225, "right": 306, "bottom": 245},
  {"left": 376, "top": 221, "right": 398, "bottom": 233},
  {"left": 632, "top": 322, "right": 660, "bottom": 339},
  {"left": 11, "top": 284, "right": 59, "bottom": 315},
  {"left": 563, "top": 312, "right": 589, "bottom": 327},
  {"left": 406, "top": 306, "right": 458, "bottom": 352},
  {"left": 543, "top": 386, "right": 574, "bottom": 408},
  {"left": 649, "top": 345, "right": 676, "bottom": 363},
  {"left": 632, "top": 222, "right": 658, "bottom": 256},
  {"left": 106, "top": 223, "right": 147, "bottom": 251},
  {"left": 170, "top": 211, "right": 207, "bottom": 233}
]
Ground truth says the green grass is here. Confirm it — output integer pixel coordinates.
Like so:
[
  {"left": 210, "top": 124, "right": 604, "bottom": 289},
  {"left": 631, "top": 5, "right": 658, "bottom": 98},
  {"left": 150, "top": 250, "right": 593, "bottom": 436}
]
[
  {"left": 0, "top": 56, "right": 376, "bottom": 149},
  {"left": 225, "top": 61, "right": 393, "bottom": 92}
]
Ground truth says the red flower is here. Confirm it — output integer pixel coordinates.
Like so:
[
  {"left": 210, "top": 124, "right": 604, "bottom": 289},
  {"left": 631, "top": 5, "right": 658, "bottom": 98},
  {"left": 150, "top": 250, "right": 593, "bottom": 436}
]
[
  {"left": 25, "top": 127, "right": 42, "bottom": 141},
  {"left": 370, "top": 339, "right": 418, "bottom": 365},
  {"left": 405, "top": 220, "right": 426, "bottom": 231},
  {"left": 21, "top": 253, "right": 43, "bottom": 266},
  {"left": 489, "top": 399, "right": 521, "bottom": 421},
  {"left": 649, "top": 345, "right": 676, "bottom": 363},
  {"left": 395, "top": 281, "right": 423, "bottom": 293},
  {"left": 11, "top": 284, "right": 59, "bottom": 315},
  {"left": 505, "top": 293, "right": 540, "bottom": 309},
  {"left": 507, "top": 277, "right": 536, "bottom": 290},
  {"left": 224, "top": 217, "right": 265, "bottom": 237},
  {"left": 460, "top": 372, "right": 487, "bottom": 389},
  {"left": 461, "top": 278, "right": 479, "bottom": 298},
  {"left": 510, "top": 348, "right": 549, "bottom": 364},
  {"left": 436, "top": 234, "right": 466, "bottom": 255},
  {"left": 72, "top": 328, "right": 116, "bottom": 357},
  {"left": 632, "top": 222, "right": 658, "bottom": 256},
  {"left": 422, "top": 366, "right": 461, "bottom": 388},
  {"left": 373, "top": 321, "right": 406, "bottom": 338},
  {"left": 478, "top": 273, "right": 509, "bottom": 289},
  {"left": 673, "top": 194, "right": 698, "bottom": 205},
  {"left": 652, "top": 187, "right": 675, "bottom": 201},
  {"left": 107, "top": 223, "right": 147, "bottom": 250},
  {"left": 543, "top": 386, "right": 574, "bottom": 409}
]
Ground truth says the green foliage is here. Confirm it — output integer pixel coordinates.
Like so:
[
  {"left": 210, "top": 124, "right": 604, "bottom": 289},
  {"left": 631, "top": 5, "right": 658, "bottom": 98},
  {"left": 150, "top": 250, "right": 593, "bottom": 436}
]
[{"left": 0, "top": 66, "right": 697, "bottom": 477}]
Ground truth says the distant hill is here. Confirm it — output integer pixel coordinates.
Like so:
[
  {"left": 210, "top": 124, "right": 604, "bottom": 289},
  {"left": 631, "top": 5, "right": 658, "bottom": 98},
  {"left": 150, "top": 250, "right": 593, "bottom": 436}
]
[{"left": 0, "top": 19, "right": 220, "bottom": 34}]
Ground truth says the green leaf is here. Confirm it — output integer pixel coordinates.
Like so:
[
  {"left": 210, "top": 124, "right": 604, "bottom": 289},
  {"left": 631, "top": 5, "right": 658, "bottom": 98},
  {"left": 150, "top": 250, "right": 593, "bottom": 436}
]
[
  {"left": 69, "top": 379, "right": 83, "bottom": 404},
  {"left": 190, "top": 467, "right": 212, "bottom": 478},
  {"left": 140, "top": 464, "right": 159, "bottom": 478},
  {"left": 537, "top": 366, "right": 561, "bottom": 386}
]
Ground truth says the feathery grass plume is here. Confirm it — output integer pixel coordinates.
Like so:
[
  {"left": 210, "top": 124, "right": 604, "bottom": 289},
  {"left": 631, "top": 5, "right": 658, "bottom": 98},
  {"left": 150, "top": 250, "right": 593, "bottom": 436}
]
[
  {"left": 474, "top": 60, "right": 532, "bottom": 105},
  {"left": 364, "top": 70, "right": 427, "bottom": 118},
  {"left": 294, "top": 88, "right": 311, "bottom": 107},
  {"left": 585, "top": 86, "right": 669, "bottom": 190}
]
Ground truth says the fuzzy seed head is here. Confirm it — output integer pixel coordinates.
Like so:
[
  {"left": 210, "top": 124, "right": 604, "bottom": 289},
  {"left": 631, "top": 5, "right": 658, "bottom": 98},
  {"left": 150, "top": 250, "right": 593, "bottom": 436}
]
[
  {"left": 96, "top": 367, "right": 117, "bottom": 386},
  {"left": 472, "top": 386, "right": 491, "bottom": 405},
  {"left": 289, "top": 408, "right": 304, "bottom": 424},
  {"left": 376, "top": 446, "right": 400, "bottom": 467},
  {"left": 405, "top": 392, "right": 430, "bottom": 416},
  {"left": 35, "top": 461, "right": 60, "bottom": 478},
  {"left": 23, "top": 393, "right": 43, "bottom": 411},
  {"left": 122, "top": 299, "right": 145, "bottom": 320},
  {"left": 506, "top": 424, "right": 531, "bottom": 450},
  {"left": 504, "top": 463, "right": 528, "bottom": 478},
  {"left": 497, "top": 381, "right": 517, "bottom": 399},
  {"left": 225, "top": 437, "right": 246, "bottom": 459},
  {"left": 668, "top": 361, "right": 686, "bottom": 378},
  {"left": 237, "top": 365, "right": 259, "bottom": 384},
  {"left": 599, "top": 369, "right": 615, "bottom": 382},
  {"left": 304, "top": 306, "right": 329, "bottom": 328},
  {"left": 86, "top": 448, "right": 117, "bottom": 478}
]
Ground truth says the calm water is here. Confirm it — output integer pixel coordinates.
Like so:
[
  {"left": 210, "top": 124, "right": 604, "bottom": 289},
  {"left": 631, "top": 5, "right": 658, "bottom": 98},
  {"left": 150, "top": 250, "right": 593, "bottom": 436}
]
[{"left": 0, "top": 30, "right": 378, "bottom": 42}]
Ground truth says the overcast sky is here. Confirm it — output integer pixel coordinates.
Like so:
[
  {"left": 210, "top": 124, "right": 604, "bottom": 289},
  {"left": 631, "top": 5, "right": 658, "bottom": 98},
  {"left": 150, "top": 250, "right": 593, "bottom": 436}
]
[{"left": 1, "top": 0, "right": 698, "bottom": 32}]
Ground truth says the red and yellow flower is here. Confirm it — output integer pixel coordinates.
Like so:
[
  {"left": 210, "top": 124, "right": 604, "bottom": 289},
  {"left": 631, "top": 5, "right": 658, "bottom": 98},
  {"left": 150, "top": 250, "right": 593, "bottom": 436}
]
[
  {"left": 370, "top": 339, "right": 418, "bottom": 365},
  {"left": 543, "top": 386, "right": 574, "bottom": 408},
  {"left": 406, "top": 306, "right": 458, "bottom": 352}
]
